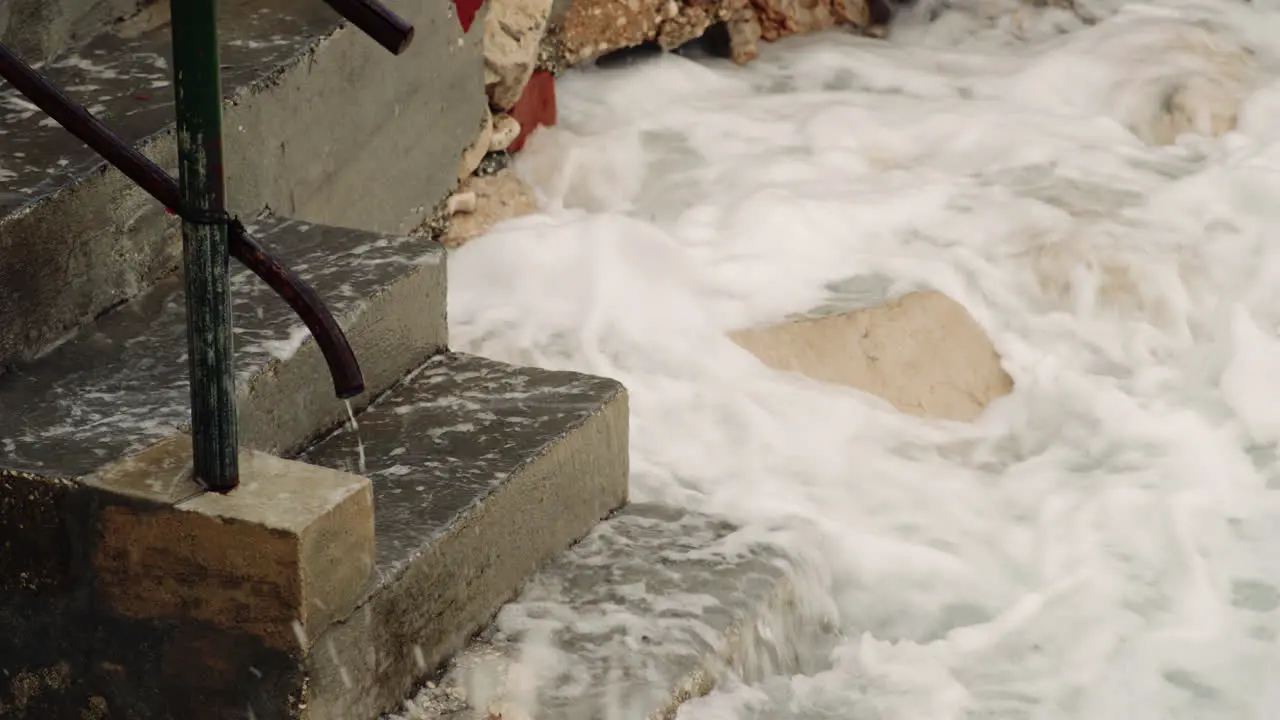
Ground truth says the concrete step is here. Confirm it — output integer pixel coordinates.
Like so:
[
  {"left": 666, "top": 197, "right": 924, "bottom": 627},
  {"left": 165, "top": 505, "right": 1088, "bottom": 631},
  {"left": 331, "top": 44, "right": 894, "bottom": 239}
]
[
  {"left": 0, "top": 0, "right": 485, "bottom": 366},
  {"left": 298, "top": 352, "right": 629, "bottom": 720},
  {"left": 0, "top": 213, "right": 445, "bottom": 482},
  {"left": 393, "top": 504, "right": 837, "bottom": 720}
]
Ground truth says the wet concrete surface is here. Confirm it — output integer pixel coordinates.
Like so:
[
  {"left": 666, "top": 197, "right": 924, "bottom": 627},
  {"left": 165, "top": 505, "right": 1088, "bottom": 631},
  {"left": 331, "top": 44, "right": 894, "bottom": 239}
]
[
  {"left": 303, "top": 352, "right": 627, "bottom": 578},
  {"left": 0, "top": 0, "right": 151, "bottom": 63},
  {"left": 0, "top": 0, "right": 346, "bottom": 366},
  {"left": 0, "top": 0, "right": 486, "bottom": 368},
  {"left": 300, "top": 352, "right": 630, "bottom": 719},
  {"left": 0, "top": 216, "right": 444, "bottom": 479},
  {"left": 0, "top": 0, "right": 334, "bottom": 216}
]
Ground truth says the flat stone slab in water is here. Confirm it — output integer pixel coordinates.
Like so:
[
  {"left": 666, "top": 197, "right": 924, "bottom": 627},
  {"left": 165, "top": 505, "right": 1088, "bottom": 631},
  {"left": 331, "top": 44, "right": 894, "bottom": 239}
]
[
  {"left": 394, "top": 504, "right": 837, "bottom": 720},
  {"left": 0, "top": 216, "right": 445, "bottom": 479},
  {"left": 299, "top": 352, "right": 630, "bottom": 720},
  {"left": 731, "top": 289, "right": 1013, "bottom": 422}
]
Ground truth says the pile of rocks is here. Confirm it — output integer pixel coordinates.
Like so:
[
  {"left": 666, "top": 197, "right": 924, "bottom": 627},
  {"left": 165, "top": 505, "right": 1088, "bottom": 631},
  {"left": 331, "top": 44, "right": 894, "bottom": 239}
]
[
  {"left": 441, "top": 0, "right": 894, "bottom": 247},
  {"left": 550, "top": 0, "right": 893, "bottom": 67}
]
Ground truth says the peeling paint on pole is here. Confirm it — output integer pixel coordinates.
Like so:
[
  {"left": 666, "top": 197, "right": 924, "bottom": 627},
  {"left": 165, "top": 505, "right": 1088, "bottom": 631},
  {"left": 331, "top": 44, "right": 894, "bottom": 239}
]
[{"left": 169, "top": 0, "right": 240, "bottom": 492}]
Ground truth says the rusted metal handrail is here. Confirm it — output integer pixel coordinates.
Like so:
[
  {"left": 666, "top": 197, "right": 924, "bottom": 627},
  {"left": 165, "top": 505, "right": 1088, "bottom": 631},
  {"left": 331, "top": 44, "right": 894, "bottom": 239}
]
[{"left": 322, "top": 0, "right": 415, "bottom": 54}]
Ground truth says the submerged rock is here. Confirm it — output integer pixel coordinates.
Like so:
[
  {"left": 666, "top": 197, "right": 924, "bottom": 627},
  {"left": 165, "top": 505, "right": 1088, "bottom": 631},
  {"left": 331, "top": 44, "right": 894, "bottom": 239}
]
[{"left": 730, "top": 291, "right": 1013, "bottom": 422}]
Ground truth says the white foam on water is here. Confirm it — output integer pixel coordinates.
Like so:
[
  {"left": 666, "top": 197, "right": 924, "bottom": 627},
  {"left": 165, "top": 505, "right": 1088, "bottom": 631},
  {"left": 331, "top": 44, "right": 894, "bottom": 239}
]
[{"left": 447, "top": 0, "right": 1280, "bottom": 717}]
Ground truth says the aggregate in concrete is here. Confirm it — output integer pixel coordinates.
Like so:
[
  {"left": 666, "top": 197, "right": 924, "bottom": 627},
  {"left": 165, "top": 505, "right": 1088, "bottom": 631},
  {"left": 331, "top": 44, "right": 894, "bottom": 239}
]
[
  {"left": 394, "top": 504, "right": 839, "bottom": 720},
  {"left": 1, "top": 352, "right": 626, "bottom": 720},
  {"left": 0, "top": 0, "right": 151, "bottom": 63},
  {"left": 0, "top": 215, "right": 445, "bottom": 480},
  {"left": 299, "top": 352, "right": 630, "bottom": 720}
]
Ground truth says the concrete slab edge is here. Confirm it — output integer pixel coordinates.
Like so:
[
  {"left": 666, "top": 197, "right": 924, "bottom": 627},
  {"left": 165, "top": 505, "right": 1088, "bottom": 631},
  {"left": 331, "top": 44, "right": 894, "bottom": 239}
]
[
  {"left": 395, "top": 505, "right": 840, "bottom": 720},
  {"left": 304, "top": 388, "right": 630, "bottom": 720}
]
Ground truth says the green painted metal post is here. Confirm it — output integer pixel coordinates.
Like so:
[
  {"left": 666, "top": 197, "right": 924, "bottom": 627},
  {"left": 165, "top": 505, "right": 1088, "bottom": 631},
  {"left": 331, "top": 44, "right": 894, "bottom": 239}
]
[{"left": 169, "top": 0, "right": 239, "bottom": 492}]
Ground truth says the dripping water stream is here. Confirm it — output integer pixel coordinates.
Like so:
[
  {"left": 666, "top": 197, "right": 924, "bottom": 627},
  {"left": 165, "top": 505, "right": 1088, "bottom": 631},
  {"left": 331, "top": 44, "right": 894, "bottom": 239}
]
[{"left": 343, "top": 399, "right": 367, "bottom": 476}]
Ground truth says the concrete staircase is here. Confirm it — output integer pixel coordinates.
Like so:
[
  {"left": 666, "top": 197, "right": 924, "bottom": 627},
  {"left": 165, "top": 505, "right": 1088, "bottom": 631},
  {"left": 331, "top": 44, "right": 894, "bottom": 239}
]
[
  {"left": 0, "top": 0, "right": 485, "bottom": 367},
  {"left": 0, "top": 2, "right": 635, "bottom": 718}
]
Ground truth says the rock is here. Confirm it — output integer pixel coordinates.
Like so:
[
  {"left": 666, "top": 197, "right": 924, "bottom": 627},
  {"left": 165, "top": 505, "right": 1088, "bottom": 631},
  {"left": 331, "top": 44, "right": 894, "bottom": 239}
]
[
  {"left": 484, "top": 0, "right": 556, "bottom": 110},
  {"left": 476, "top": 150, "right": 515, "bottom": 176},
  {"left": 490, "top": 113, "right": 522, "bottom": 152},
  {"left": 458, "top": 107, "right": 494, "bottom": 183},
  {"left": 843, "top": 0, "right": 880, "bottom": 27},
  {"left": 441, "top": 169, "right": 539, "bottom": 248},
  {"left": 548, "top": 0, "right": 743, "bottom": 67},
  {"left": 545, "top": 0, "right": 877, "bottom": 69},
  {"left": 729, "top": 291, "right": 1013, "bottom": 422},
  {"left": 1093, "top": 22, "right": 1254, "bottom": 146},
  {"left": 655, "top": 0, "right": 734, "bottom": 50},
  {"left": 447, "top": 190, "right": 479, "bottom": 214},
  {"left": 727, "top": 4, "right": 764, "bottom": 64},
  {"left": 748, "top": 0, "right": 871, "bottom": 43},
  {"left": 1142, "top": 73, "right": 1248, "bottom": 146},
  {"left": 508, "top": 70, "right": 557, "bottom": 153}
]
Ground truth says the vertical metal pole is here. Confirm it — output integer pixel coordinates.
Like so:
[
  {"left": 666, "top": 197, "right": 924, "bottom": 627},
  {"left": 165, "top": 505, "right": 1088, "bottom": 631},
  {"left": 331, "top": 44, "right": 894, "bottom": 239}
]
[{"left": 169, "top": 0, "right": 239, "bottom": 492}]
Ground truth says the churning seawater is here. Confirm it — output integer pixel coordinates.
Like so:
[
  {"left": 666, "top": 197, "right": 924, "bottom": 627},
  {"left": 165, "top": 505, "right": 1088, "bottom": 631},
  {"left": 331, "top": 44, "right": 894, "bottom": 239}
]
[{"left": 445, "top": 1, "right": 1280, "bottom": 717}]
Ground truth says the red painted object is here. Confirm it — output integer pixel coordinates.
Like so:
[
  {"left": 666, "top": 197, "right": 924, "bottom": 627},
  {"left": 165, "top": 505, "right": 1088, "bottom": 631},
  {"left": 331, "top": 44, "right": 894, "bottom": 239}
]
[
  {"left": 452, "top": 0, "right": 484, "bottom": 32},
  {"left": 508, "top": 71, "right": 557, "bottom": 154}
]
